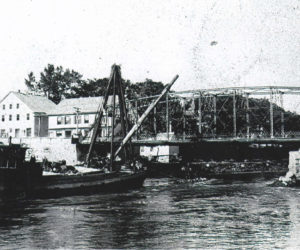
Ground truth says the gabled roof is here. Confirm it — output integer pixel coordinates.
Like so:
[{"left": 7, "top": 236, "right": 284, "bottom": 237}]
[
  {"left": 1, "top": 91, "right": 57, "bottom": 113},
  {"left": 48, "top": 96, "right": 118, "bottom": 115}
]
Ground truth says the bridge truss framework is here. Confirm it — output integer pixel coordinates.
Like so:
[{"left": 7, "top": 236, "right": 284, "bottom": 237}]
[{"left": 127, "top": 86, "right": 300, "bottom": 140}]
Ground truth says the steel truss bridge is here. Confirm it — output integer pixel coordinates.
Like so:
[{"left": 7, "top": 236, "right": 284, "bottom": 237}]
[{"left": 123, "top": 86, "right": 300, "bottom": 142}]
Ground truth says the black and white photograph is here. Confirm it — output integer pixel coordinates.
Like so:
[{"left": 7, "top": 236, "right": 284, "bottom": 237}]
[{"left": 0, "top": 0, "right": 299, "bottom": 249}]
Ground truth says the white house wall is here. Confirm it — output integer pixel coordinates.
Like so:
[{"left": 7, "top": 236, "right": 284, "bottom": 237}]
[
  {"left": 48, "top": 113, "right": 113, "bottom": 138},
  {"left": 34, "top": 116, "right": 49, "bottom": 137},
  {"left": 0, "top": 93, "right": 35, "bottom": 138}
]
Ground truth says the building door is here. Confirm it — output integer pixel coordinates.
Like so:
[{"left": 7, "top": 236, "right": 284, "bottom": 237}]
[
  {"left": 26, "top": 128, "right": 32, "bottom": 137},
  {"left": 15, "top": 129, "right": 20, "bottom": 138}
]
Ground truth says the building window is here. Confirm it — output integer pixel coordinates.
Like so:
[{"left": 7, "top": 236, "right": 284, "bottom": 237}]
[
  {"left": 56, "top": 131, "right": 63, "bottom": 137},
  {"left": 57, "top": 117, "right": 63, "bottom": 125},
  {"left": 1, "top": 115, "right": 4, "bottom": 122},
  {"left": 101, "top": 116, "right": 107, "bottom": 125},
  {"left": 84, "top": 115, "right": 89, "bottom": 124},
  {"left": 74, "top": 115, "right": 82, "bottom": 124},
  {"left": 9, "top": 115, "right": 12, "bottom": 121},
  {"left": 26, "top": 128, "right": 31, "bottom": 137},
  {"left": 9, "top": 128, "right": 12, "bottom": 133},
  {"left": 16, "top": 114, "right": 20, "bottom": 121},
  {"left": 27, "top": 113, "right": 30, "bottom": 120},
  {"left": 9, "top": 104, "right": 12, "bottom": 109},
  {"left": 15, "top": 129, "right": 20, "bottom": 138},
  {"left": 2, "top": 105, "right": 5, "bottom": 110},
  {"left": 0, "top": 129, "right": 5, "bottom": 137},
  {"left": 16, "top": 103, "right": 19, "bottom": 109},
  {"left": 65, "top": 116, "right": 71, "bottom": 125},
  {"left": 65, "top": 130, "right": 72, "bottom": 138}
]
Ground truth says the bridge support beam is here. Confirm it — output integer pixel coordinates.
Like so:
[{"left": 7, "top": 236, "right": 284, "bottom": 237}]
[
  {"left": 135, "top": 100, "right": 139, "bottom": 139},
  {"left": 105, "top": 111, "right": 108, "bottom": 139},
  {"left": 183, "top": 98, "right": 186, "bottom": 140},
  {"left": 154, "top": 106, "right": 157, "bottom": 135},
  {"left": 198, "top": 92, "right": 202, "bottom": 134},
  {"left": 281, "top": 112, "right": 284, "bottom": 137},
  {"left": 246, "top": 93, "right": 250, "bottom": 139},
  {"left": 213, "top": 95, "right": 217, "bottom": 137},
  {"left": 233, "top": 91, "right": 237, "bottom": 138},
  {"left": 166, "top": 93, "right": 169, "bottom": 140},
  {"left": 280, "top": 92, "right": 284, "bottom": 137},
  {"left": 270, "top": 94, "right": 274, "bottom": 138}
]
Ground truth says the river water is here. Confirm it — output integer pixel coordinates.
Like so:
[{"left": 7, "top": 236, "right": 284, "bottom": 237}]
[{"left": 0, "top": 178, "right": 299, "bottom": 249}]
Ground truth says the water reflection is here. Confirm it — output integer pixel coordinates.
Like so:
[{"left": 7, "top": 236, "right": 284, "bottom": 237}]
[{"left": 0, "top": 178, "right": 300, "bottom": 249}]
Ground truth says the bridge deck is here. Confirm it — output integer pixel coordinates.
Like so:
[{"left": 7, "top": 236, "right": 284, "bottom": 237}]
[
  {"left": 80, "top": 137, "right": 300, "bottom": 145},
  {"left": 133, "top": 138, "right": 300, "bottom": 145}
]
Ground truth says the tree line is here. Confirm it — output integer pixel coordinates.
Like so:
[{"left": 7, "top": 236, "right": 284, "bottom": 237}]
[{"left": 25, "top": 64, "right": 166, "bottom": 104}]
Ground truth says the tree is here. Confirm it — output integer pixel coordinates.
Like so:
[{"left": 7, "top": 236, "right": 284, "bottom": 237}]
[
  {"left": 68, "top": 78, "right": 109, "bottom": 98},
  {"left": 126, "top": 79, "right": 165, "bottom": 100},
  {"left": 25, "top": 64, "right": 84, "bottom": 104},
  {"left": 68, "top": 78, "right": 132, "bottom": 98}
]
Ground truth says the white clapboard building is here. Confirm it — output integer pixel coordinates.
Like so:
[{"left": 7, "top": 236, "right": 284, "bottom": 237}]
[
  {"left": 47, "top": 96, "right": 118, "bottom": 139},
  {"left": 0, "top": 91, "right": 56, "bottom": 138}
]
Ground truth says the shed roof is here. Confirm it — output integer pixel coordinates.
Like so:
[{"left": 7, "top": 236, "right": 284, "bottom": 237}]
[{"left": 48, "top": 96, "right": 118, "bottom": 115}]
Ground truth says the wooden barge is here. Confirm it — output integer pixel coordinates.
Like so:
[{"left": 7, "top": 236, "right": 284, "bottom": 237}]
[
  {"left": 31, "top": 170, "right": 147, "bottom": 198},
  {"left": 0, "top": 143, "right": 146, "bottom": 199}
]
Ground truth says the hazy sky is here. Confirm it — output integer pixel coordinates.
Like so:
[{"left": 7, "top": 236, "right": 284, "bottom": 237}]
[{"left": 0, "top": 0, "right": 299, "bottom": 106}]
